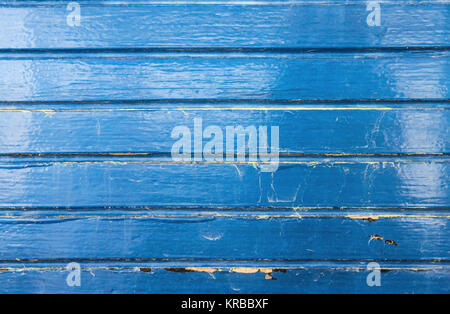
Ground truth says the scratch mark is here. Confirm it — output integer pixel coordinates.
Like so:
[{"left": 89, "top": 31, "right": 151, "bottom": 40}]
[{"left": 232, "top": 164, "right": 243, "bottom": 178}]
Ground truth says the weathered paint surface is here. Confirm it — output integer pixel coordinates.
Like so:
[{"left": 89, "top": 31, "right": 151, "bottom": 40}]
[
  {"left": 0, "top": 105, "right": 449, "bottom": 153},
  {"left": 0, "top": 52, "right": 449, "bottom": 100},
  {"left": 0, "top": 0, "right": 449, "bottom": 293},
  {"left": 0, "top": 211, "right": 449, "bottom": 260},
  {"left": 0, "top": 158, "right": 448, "bottom": 207},
  {"left": 0, "top": 263, "right": 448, "bottom": 294},
  {"left": 1, "top": 1, "right": 449, "bottom": 48}
]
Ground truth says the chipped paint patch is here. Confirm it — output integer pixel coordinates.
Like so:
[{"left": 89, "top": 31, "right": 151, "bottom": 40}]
[
  {"left": 370, "top": 234, "right": 384, "bottom": 241},
  {"left": 368, "top": 234, "right": 398, "bottom": 246},
  {"left": 231, "top": 267, "right": 260, "bottom": 274},
  {"left": 185, "top": 267, "right": 218, "bottom": 273},
  {"left": 348, "top": 215, "right": 379, "bottom": 222},
  {"left": 385, "top": 239, "right": 399, "bottom": 246}
]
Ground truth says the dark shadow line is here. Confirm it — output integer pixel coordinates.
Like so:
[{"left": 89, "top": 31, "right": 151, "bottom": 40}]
[
  {"left": 1, "top": 98, "right": 449, "bottom": 105},
  {"left": 0, "top": 152, "right": 448, "bottom": 158},
  {"left": 1, "top": 47, "right": 450, "bottom": 54}
]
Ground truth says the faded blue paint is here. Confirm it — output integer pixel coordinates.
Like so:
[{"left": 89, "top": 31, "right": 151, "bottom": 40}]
[{"left": 0, "top": 0, "right": 448, "bottom": 293}]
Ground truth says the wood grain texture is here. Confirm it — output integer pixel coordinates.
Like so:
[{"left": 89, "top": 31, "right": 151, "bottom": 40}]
[
  {"left": 0, "top": 157, "right": 448, "bottom": 207},
  {"left": 0, "top": 104, "right": 448, "bottom": 154},
  {"left": 0, "top": 210, "right": 448, "bottom": 260},
  {"left": 1, "top": 1, "right": 449, "bottom": 49},
  {"left": 0, "top": 262, "right": 448, "bottom": 294},
  {"left": 0, "top": 51, "right": 448, "bottom": 101}
]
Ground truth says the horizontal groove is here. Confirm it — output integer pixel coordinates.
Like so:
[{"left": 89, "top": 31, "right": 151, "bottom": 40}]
[
  {"left": 0, "top": 206, "right": 448, "bottom": 211},
  {"left": 1, "top": 259, "right": 448, "bottom": 273},
  {"left": 2, "top": 107, "right": 449, "bottom": 112},
  {"left": 1, "top": 214, "right": 449, "bottom": 220},
  {"left": 0, "top": 159, "right": 447, "bottom": 166},
  {"left": 1, "top": 258, "right": 449, "bottom": 264},
  {"left": 1, "top": 47, "right": 450, "bottom": 54},
  {"left": 1, "top": 99, "right": 449, "bottom": 106},
  {"left": 0, "top": 152, "right": 448, "bottom": 158}
]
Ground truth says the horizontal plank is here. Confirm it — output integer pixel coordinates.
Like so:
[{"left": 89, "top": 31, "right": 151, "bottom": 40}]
[
  {"left": 0, "top": 210, "right": 449, "bottom": 260},
  {"left": 0, "top": 52, "right": 448, "bottom": 101},
  {"left": 0, "top": 157, "right": 448, "bottom": 206},
  {"left": 0, "top": 1, "right": 449, "bottom": 49},
  {"left": 0, "top": 104, "right": 448, "bottom": 154},
  {"left": 0, "top": 261, "right": 448, "bottom": 293}
]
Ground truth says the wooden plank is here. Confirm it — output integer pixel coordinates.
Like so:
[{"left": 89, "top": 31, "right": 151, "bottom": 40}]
[
  {"left": 0, "top": 104, "right": 448, "bottom": 154},
  {"left": 0, "top": 157, "right": 448, "bottom": 207},
  {"left": 0, "top": 261, "right": 448, "bottom": 293},
  {"left": 1, "top": 1, "right": 449, "bottom": 49},
  {"left": 0, "top": 210, "right": 448, "bottom": 260},
  {"left": 0, "top": 51, "right": 448, "bottom": 101}
]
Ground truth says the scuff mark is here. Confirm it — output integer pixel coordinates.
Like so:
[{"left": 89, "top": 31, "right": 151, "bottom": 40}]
[
  {"left": 202, "top": 234, "right": 223, "bottom": 241},
  {"left": 232, "top": 164, "right": 243, "bottom": 178}
]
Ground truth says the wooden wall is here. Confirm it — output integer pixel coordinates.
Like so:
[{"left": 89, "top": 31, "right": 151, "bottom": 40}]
[{"left": 0, "top": 0, "right": 448, "bottom": 293}]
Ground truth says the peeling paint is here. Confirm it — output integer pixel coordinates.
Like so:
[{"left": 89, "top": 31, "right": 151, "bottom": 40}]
[
  {"left": 385, "top": 239, "right": 399, "bottom": 246},
  {"left": 348, "top": 215, "right": 379, "bottom": 222},
  {"left": 185, "top": 267, "right": 218, "bottom": 273},
  {"left": 370, "top": 234, "right": 384, "bottom": 241}
]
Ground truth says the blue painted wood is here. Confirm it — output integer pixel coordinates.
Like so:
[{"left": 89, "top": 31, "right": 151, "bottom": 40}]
[
  {"left": 0, "top": 51, "right": 448, "bottom": 101},
  {"left": 0, "top": 262, "right": 448, "bottom": 294},
  {"left": 0, "top": 157, "right": 448, "bottom": 207},
  {"left": 0, "top": 104, "right": 448, "bottom": 154},
  {"left": 0, "top": 210, "right": 448, "bottom": 260},
  {"left": 0, "top": 1, "right": 448, "bottom": 49},
  {"left": 0, "top": 0, "right": 449, "bottom": 293}
]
